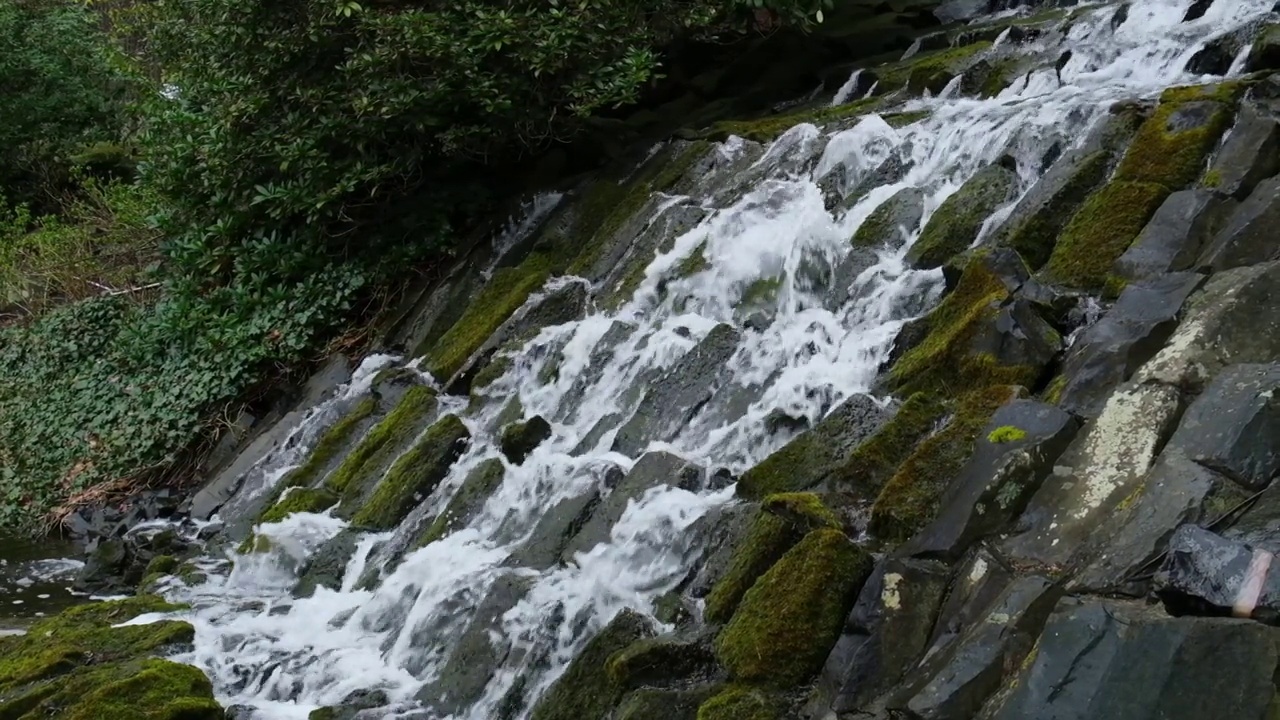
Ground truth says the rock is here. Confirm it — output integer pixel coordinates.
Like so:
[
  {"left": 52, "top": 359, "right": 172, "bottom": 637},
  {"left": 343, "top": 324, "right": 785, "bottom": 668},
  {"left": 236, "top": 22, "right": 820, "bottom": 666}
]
[
  {"left": 1156, "top": 525, "right": 1280, "bottom": 622},
  {"left": 612, "top": 686, "right": 717, "bottom": 720},
  {"left": 417, "top": 458, "right": 506, "bottom": 546},
  {"left": 1197, "top": 176, "right": 1280, "bottom": 272},
  {"left": 904, "top": 400, "right": 1078, "bottom": 560},
  {"left": 190, "top": 408, "right": 308, "bottom": 521},
  {"left": 605, "top": 629, "right": 719, "bottom": 690},
  {"left": 933, "top": 0, "right": 988, "bottom": 24},
  {"left": 225, "top": 705, "right": 256, "bottom": 719},
  {"left": 1134, "top": 261, "right": 1280, "bottom": 393},
  {"left": 852, "top": 187, "right": 926, "bottom": 249},
  {"left": 505, "top": 488, "right": 602, "bottom": 570},
  {"left": 1055, "top": 272, "right": 1205, "bottom": 418},
  {"left": 500, "top": 416, "right": 553, "bottom": 465},
  {"left": 1203, "top": 103, "right": 1280, "bottom": 199},
  {"left": 561, "top": 452, "right": 702, "bottom": 563},
  {"left": 1226, "top": 482, "right": 1280, "bottom": 551},
  {"left": 610, "top": 324, "right": 741, "bottom": 457},
  {"left": 416, "top": 573, "right": 533, "bottom": 715},
  {"left": 1186, "top": 25, "right": 1252, "bottom": 75},
  {"left": 714, "top": 529, "right": 874, "bottom": 686},
  {"left": 1165, "top": 364, "right": 1280, "bottom": 488},
  {"left": 925, "top": 548, "right": 1012, "bottom": 659},
  {"left": 813, "top": 557, "right": 951, "bottom": 716},
  {"left": 310, "top": 689, "right": 390, "bottom": 720},
  {"left": 1247, "top": 23, "right": 1280, "bottom": 72},
  {"left": 293, "top": 529, "right": 362, "bottom": 598},
  {"left": 1183, "top": 0, "right": 1213, "bottom": 21},
  {"left": 989, "top": 597, "right": 1280, "bottom": 720},
  {"left": 907, "top": 163, "right": 1018, "bottom": 270},
  {"left": 347, "top": 414, "right": 470, "bottom": 530},
  {"left": 1113, "top": 190, "right": 1232, "bottom": 282},
  {"left": 825, "top": 246, "right": 883, "bottom": 311},
  {"left": 556, "top": 320, "right": 637, "bottom": 424},
  {"left": 1001, "top": 382, "right": 1184, "bottom": 570},
  {"left": 529, "top": 609, "right": 656, "bottom": 720},
  {"left": 685, "top": 503, "right": 758, "bottom": 600},
  {"left": 887, "top": 575, "right": 1060, "bottom": 720},
  {"left": 73, "top": 538, "right": 130, "bottom": 594},
  {"left": 736, "top": 393, "right": 892, "bottom": 499}
]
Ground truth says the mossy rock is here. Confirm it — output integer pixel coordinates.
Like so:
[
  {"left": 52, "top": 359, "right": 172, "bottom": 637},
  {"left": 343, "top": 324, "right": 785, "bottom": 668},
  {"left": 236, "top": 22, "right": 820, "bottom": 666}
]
[
  {"left": 605, "top": 633, "right": 718, "bottom": 690},
  {"left": 0, "top": 597, "right": 218, "bottom": 719},
  {"left": 830, "top": 391, "right": 948, "bottom": 496},
  {"left": 869, "top": 385, "right": 1021, "bottom": 542},
  {"left": 713, "top": 528, "right": 872, "bottom": 686},
  {"left": 851, "top": 187, "right": 925, "bottom": 250},
  {"left": 1248, "top": 23, "right": 1280, "bottom": 71},
  {"left": 704, "top": 510, "right": 805, "bottom": 625},
  {"left": 696, "top": 686, "right": 779, "bottom": 720},
  {"left": 701, "top": 96, "right": 882, "bottom": 144},
  {"left": 907, "top": 163, "right": 1017, "bottom": 269},
  {"left": 469, "top": 354, "right": 513, "bottom": 393},
  {"left": 887, "top": 252, "right": 1040, "bottom": 396},
  {"left": 499, "top": 416, "right": 553, "bottom": 465},
  {"left": 878, "top": 41, "right": 993, "bottom": 95},
  {"left": 258, "top": 487, "right": 338, "bottom": 524},
  {"left": 529, "top": 609, "right": 656, "bottom": 720},
  {"left": 1000, "top": 150, "right": 1111, "bottom": 271},
  {"left": 416, "top": 457, "right": 505, "bottom": 547},
  {"left": 616, "top": 686, "right": 719, "bottom": 720},
  {"left": 1113, "top": 88, "right": 1236, "bottom": 191},
  {"left": 423, "top": 253, "right": 553, "bottom": 381},
  {"left": 287, "top": 397, "right": 377, "bottom": 489},
  {"left": 1040, "top": 181, "right": 1170, "bottom": 290},
  {"left": 350, "top": 414, "right": 470, "bottom": 530},
  {"left": 328, "top": 385, "right": 437, "bottom": 501}
]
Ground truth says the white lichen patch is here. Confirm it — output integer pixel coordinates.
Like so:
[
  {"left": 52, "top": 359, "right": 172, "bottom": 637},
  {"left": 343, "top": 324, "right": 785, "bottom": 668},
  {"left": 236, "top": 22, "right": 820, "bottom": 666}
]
[
  {"left": 1069, "top": 384, "right": 1180, "bottom": 520},
  {"left": 883, "top": 572, "right": 904, "bottom": 610},
  {"left": 968, "top": 557, "right": 989, "bottom": 585}
]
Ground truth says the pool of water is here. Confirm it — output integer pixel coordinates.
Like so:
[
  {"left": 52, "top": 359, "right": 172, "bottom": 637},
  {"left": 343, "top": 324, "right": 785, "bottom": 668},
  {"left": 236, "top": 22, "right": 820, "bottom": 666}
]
[{"left": 0, "top": 530, "right": 87, "bottom": 630}]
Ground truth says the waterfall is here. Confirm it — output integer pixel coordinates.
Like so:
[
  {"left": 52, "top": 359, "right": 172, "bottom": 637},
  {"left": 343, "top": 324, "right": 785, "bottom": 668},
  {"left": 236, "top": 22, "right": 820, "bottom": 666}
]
[{"left": 134, "top": 1, "right": 1277, "bottom": 718}]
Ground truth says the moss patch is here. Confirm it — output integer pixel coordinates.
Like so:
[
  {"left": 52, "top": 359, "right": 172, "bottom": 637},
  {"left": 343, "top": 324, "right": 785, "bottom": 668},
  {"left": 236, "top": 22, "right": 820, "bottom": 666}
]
[
  {"left": 830, "top": 392, "right": 948, "bottom": 496},
  {"left": 696, "top": 686, "right": 778, "bottom": 720},
  {"left": 870, "top": 385, "right": 1019, "bottom": 542},
  {"left": 530, "top": 609, "right": 655, "bottom": 720},
  {"left": 469, "top": 354, "right": 513, "bottom": 393},
  {"left": 1113, "top": 91, "right": 1235, "bottom": 190},
  {"left": 987, "top": 425, "right": 1027, "bottom": 443},
  {"left": 424, "top": 253, "right": 553, "bottom": 381},
  {"left": 702, "top": 97, "right": 882, "bottom": 144},
  {"left": 878, "top": 42, "right": 993, "bottom": 95},
  {"left": 350, "top": 414, "right": 470, "bottom": 530},
  {"left": 605, "top": 635, "right": 717, "bottom": 690},
  {"left": 416, "top": 457, "right": 505, "bottom": 547},
  {"left": 907, "top": 164, "right": 1016, "bottom": 269},
  {"left": 328, "top": 385, "right": 437, "bottom": 499},
  {"left": 499, "top": 416, "right": 552, "bottom": 465},
  {"left": 282, "top": 397, "right": 378, "bottom": 492},
  {"left": 887, "top": 256, "right": 1036, "bottom": 396},
  {"left": 1000, "top": 150, "right": 1111, "bottom": 271},
  {"left": 259, "top": 487, "right": 338, "bottom": 524},
  {"left": 714, "top": 528, "right": 872, "bottom": 686},
  {"left": 1041, "top": 181, "right": 1170, "bottom": 290}
]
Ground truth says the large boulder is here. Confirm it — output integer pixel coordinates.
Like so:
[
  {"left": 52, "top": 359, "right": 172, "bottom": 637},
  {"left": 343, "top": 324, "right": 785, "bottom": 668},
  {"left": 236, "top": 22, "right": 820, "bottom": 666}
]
[
  {"left": 852, "top": 186, "right": 926, "bottom": 249},
  {"left": 1112, "top": 190, "right": 1232, "bottom": 282},
  {"left": 1196, "top": 176, "right": 1280, "bottom": 272},
  {"left": 906, "top": 163, "right": 1018, "bottom": 270},
  {"left": 1201, "top": 102, "right": 1280, "bottom": 200}
]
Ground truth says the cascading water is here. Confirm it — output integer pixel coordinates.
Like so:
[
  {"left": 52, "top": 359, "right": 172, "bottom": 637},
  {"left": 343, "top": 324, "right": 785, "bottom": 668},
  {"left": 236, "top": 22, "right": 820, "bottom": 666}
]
[{"left": 125, "top": 1, "right": 1277, "bottom": 717}]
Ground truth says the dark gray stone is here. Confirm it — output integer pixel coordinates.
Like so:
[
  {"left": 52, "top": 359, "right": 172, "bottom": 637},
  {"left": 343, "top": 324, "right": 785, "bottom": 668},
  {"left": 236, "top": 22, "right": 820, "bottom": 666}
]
[
  {"left": 1164, "top": 363, "right": 1280, "bottom": 489},
  {"left": 990, "top": 597, "right": 1280, "bottom": 720},
  {"left": 853, "top": 187, "right": 926, "bottom": 250},
  {"left": 506, "top": 489, "right": 602, "bottom": 570},
  {"left": 190, "top": 409, "right": 308, "bottom": 521},
  {"left": 1226, "top": 482, "right": 1280, "bottom": 552},
  {"left": 1056, "top": 272, "right": 1205, "bottom": 418},
  {"left": 419, "top": 458, "right": 506, "bottom": 546},
  {"left": 1155, "top": 524, "right": 1280, "bottom": 623},
  {"left": 611, "top": 324, "right": 741, "bottom": 457},
  {"left": 596, "top": 201, "right": 711, "bottom": 305},
  {"left": 1248, "top": 23, "right": 1280, "bottom": 73},
  {"left": 556, "top": 320, "right": 637, "bottom": 424},
  {"left": 500, "top": 415, "right": 553, "bottom": 465},
  {"left": 561, "top": 452, "right": 702, "bottom": 563},
  {"left": 1186, "top": 24, "right": 1252, "bottom": 74},
  {"left": 926, "top": 548, "right": 1014, "bottom": 660},
  {"left": 1197, "top": 176, "right": 1280, "bottom": 272},
  {"left": 416, "top": 573, "right": 533, "bottom": 715},
  {"left": 685, "top": 503, "right": 757, "bottom": 599},
  {"left": 1113, "top": 191, "right": 1232, "bottom": 282},
  {"left": 293, "top": 529, "right": 362, "bottom": 598},
  {"left": 890, "top": 575, "right": 1060, "bottom": 720},
  {"left": 612, "top": 686, "right": 718, "bottom": 720},
  {"left": 905, "top": 400, "right": 1078, "bottom": 560},
  {"left": 528, "top": 609, "right": 657, "bottom": 720},
  {"left": 1205, "top": 103, "right": 1280, "bottom": 200},
  {"left": 73, "top": 538, "right": 130, "bottom": 594}
]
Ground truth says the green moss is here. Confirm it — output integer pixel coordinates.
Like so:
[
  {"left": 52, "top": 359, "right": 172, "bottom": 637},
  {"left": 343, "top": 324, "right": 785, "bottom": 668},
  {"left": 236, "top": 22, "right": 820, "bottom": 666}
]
[
  {"left": 738, "top": 276, "right": 782, "bottom": 309},
  {"left": 676, "top": 242, "right": 711, "bottom": 278},
  {"left": 424, "top": 253, "right": 553, "bottom": 381},
  {"left": 60, "top": 658, "right": 220, "bottom": 720},
  {"left": 1114, "top": 92, "right": 1235, "bottom": 190},
  {"left": 350, "top": 414, "right": 470, "bottom": 530},
  {"left": 469, "top": 354, "right": 513, "bottom": 393},
  {"left": 696, "top": 686, "right": 778, "bottom": 720},
  {"left": 759, "top": 492, "right": 840, "bottom": 531},
  {"left": 704, "top": 511, "right": 801, "bottom": 624},
  {"left": 327, "top": 385, "right": 437, "bottom": 497},
  {"left": 908, "top": 164, "right": 1015, "bottom": 269},
  {"left": 1042, "top": 374, "right": 1068, "bottom": 405},
  {"left": 1102, "top": 273, "right": 1129, "bottom": 300},
  {"left": 530, "top": 609, "right": 654, "bottom": 720},
  {"left": 703, "top": 96, "right": 882, "bottom": 143},
  {"left": 1202, "top": 168, "right": 1223, "bottom": 189},
  {"left": 281, "top": 397, "right": 377, "bottom": 492},
  {"left": 235, "top": 533, "right": 273, "bottom": 555},
  {"left": 714, "top": 529, "right": 872, "bottom": 685},
  {"left": 888, "top": 257, "right": 1037, "bottom": 396},
  {"left": 878, "top": 42, "right": 993, "bottom": 95},
  {"left": 416, "top": 457, "right": 505, "bottom": 547},
  {"left": 259, "top": 487, "right": 338, "bottom": 524},
  {"left": 870, "top": 385, "right": 1019, "bottom": 541},
  {"left": 1001, "top": 150, "right": 1111, "bottom": 271},
  {"left": 308, "top": 709, "right": 338, "bottom": 720},
  {"left": 979, "top": 58, "right": 1019, "bottom": 98},
  {"left": 987, "top": 425, "right": 1027, "bottom": 443},
  {"left": 499, "top": 415, "right": 552, "bottom": 465},
  {"left": 605, "top": 635, "right": 717, "bottom": 690},
  {"left": 852, "top": 192, "right": 916, "bottom": 248},
  {"left": 1159, "top": 81, "right": 1249, "bottom": 105},
  {"left": 1041, "top": 181, "right": 1170, "bottom": 290},
  {"left": 831, "top": 392, "right": 948, "bottom": 495},
  {"left": 143, "top": 555, "right": 179, "bottom": 578},
  {"left": 883, "top": 110, "right": 930, "bottom": 128},
  {"left": 616, "top": 686, "right": 719, "bottom": 720}
]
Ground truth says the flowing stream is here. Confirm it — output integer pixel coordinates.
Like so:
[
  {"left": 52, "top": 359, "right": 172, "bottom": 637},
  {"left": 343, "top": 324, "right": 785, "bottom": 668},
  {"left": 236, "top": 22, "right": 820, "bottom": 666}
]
[{"left": 121, "top": 1, "right": 1276, "bottom": 717}]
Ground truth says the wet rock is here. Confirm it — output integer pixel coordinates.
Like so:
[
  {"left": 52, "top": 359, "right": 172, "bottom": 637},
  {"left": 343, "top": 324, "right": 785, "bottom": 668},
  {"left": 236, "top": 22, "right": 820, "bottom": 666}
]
[
  {"left": 1247, "top": 23, "right": 1280, "bottom": 72},
  {"left": 1197, "top": 176, "right": 1280, "bottom": 272},
  {"left": 500, "top": 416, "right": 553, "bottom": 465},
  {"left": 370, "top": 366, "right": 428, "bottom": 409},
  {"left": 348, "top": 414, "right": 470, "bottom": 530},
  {"left": 1203, "top": 103, "right": 1280, "bottom": 199},
  {"left": 685, "top": 503, "right": 757, "bottom": 600},
  {"left": 1226, "top": 482, "right": 1280, "bottom": 551},
  {"left": 825, "top": 246, "right": 883, "bottom": 311},
  {"left": 1113, "top": 190, "right": 1231, "bottom": 282},
  {"left": 887, "top": 575, "right": 1060, "bottom": 720},
  {"left": 1186, "top": 25, "right": 1252, "bottom": 74},
  {"left": 736, "top": 393, "right": 892, "bottom": 499},
  {"left": 813, "top": 557, "right": 951, "bottom": 716},
  {"left": 1001, "top": 382, "right": 1184, "bottom": 571},
  {"left": 924, "top": 547, "right": 1013, "bottom": 662},
  {"left": 556, "top": 320, "right": 637, "bottom": 423},
  {"left": 529, "top": 609, "right": 656, "bottom": 720},
  {"left": 1156, "top": 524, "right": 1280, "bottom": 622},
  {"left": 416, "top": 574, "right": 533, "bottom": 715},
  {"left": 1183, "top": 0, "right": 1213, "bottom": 21},
  {"left": 191, "top": 407, "right": 310, "bottom": 521},
  {"left": 904, "top": 400, "right": 1078, "bottom": 560},
  {"left": 309, "top": 690, "right": 390, "bottom": 720},
  {"left": 506, "top": 489, "right": 602, "bottom": 570},
  {"left": 293, "top": 529, "right": 362, "bottom": 598},
  {"left": 611, "top": 324, "right": 741, "bottom": 457},
  {"left": 418, "top": 458, "right": 506, "bottom": 547},
  {"left": 852, "top": 187, "right": 925, "bottom": 250},
  {"left": 1055, "top": 272, "right": 1205, "bottom": 418},
  {"left": 225, "top": 706, "right": 256, "bottom": 719},
  {"left": 73, "top": 537, "right": 130, "bottom": 594},
  {"left": 612, "top": 686, "right": 717, "bottom": 720},
  {"left": 561, "top": 452, "right": 702, "bottom": 562},
  {"left": 606, "top": 629, "right": 719, "bottom": 690},
  {"left": 1162, "top": 363, "right": 1280, "bottom": 489},
  {"left": 989, "top": 597, "right": 1280, "bottom": 720},
  {"left": 907, "top": 163, "right": 1018, "bottom": 270},
  {"left": 1134, "top": 261, "right": 1280, "bottom": 393}
]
